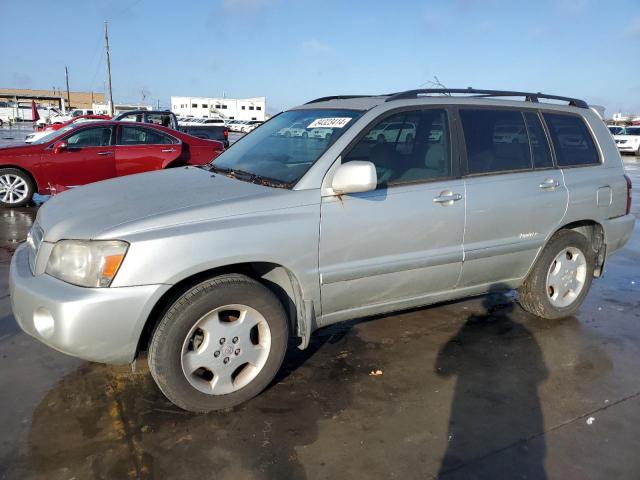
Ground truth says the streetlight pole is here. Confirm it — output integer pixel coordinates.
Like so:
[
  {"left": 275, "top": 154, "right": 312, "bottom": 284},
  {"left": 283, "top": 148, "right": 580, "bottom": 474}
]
[{"left": 104, "top": 21, "right": 115, "bottom": 116}]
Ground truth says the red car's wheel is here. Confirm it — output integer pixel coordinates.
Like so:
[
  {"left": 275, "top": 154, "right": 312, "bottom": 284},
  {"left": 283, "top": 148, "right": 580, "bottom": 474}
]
[{"left": 0, "top": 168, "right": 34, "bottom": 208}]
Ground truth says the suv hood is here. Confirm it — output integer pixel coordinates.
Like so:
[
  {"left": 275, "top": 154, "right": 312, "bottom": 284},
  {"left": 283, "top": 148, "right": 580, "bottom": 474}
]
[{"left": 37, "top": 167, "right": 297, "bottom": 242}]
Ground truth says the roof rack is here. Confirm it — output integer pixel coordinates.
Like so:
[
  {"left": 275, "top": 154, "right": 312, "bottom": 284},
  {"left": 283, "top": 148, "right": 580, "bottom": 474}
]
[
  {"left": 304, "top": 95, "right": 375, "bottom": 104},
  {"left": 384, "top": 88, "right": 588, "bottom": 108}
]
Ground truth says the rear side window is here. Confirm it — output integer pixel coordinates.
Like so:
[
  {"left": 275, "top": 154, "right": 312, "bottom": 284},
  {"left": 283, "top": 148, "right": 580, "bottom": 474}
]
[
  {"left": 543, "top": 113, "right": 599, "bottom": 167},
  {"left": 460, "top": 109, "right": 531, "bottom": 174},
  {"left": 524, "top": 112, "right": 554, "bottom": 169},
  {"left": 344, "top": 108, "right": 451, "bottom": 187},
  {"left": 119, "top": 126, "right": 176, "bottom": 145}
]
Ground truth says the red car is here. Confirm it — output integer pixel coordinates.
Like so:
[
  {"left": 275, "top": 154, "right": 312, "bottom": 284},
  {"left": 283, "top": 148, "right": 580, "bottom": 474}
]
[{"left": 0, "top": 121, "right": 224, "bottom": 207}]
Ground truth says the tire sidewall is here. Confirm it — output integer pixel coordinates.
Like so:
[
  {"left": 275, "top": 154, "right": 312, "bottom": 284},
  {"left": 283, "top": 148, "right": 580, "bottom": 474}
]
[
  {"left": 532, "top": 231, "right": 595, "bottom": 319},
  {"left": 0, "top": 168, "right": 34, "bottom": 208},
  {"left": 149, "top": 276, "right": 289, "bottom": 412}
]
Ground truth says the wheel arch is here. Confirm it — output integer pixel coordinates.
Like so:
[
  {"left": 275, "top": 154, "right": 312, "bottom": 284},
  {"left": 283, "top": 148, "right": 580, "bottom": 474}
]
[
  {"left": 136, "top": 261, "right": 310, "bottom": 358},
  {"left": 0, "top": 164, "right": 39, "bottom": 192},
  {"left": 526, "top": 219, "right": 606, "bottom": 281}
]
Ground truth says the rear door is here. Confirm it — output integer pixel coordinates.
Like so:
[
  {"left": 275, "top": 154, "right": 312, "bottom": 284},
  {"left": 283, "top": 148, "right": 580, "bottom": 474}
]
[
  {"left": 458, "top": 108, "right": 568, "bottom": 287},
  {"left": 40, "top": 125, "right": 116, "bottom": 187},
  {"left": 115, "top": 125, "right": 182, "bottom": 175}
]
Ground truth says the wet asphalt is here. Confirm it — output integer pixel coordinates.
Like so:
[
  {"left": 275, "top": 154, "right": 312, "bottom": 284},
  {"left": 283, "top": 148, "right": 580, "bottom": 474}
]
[{"left": 0, "top": 125, "right": 639, "bottom": 479}]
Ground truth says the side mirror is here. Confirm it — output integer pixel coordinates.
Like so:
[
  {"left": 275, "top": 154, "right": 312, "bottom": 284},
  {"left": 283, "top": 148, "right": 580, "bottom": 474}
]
[
  {"left": 331, "top": 161, "right": 377, "bottom": 195},
  {"left": 53, "top": 141, "right": 68, "bottom": 154}
]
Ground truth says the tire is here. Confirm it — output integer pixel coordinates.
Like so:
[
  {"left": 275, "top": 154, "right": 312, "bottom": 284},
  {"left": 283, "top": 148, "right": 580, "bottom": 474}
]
[
  {"left": 148, "top": 274, "right": 289, "bottom": 412},
  {"left": 0, "top": 168, "right": 35, "bottom": 208},
  {"left": 301, "top": 131, "right": 308, "bottom": 138},
  {"left": 518, "top": 230, "right": 595, "bottom": 320}
]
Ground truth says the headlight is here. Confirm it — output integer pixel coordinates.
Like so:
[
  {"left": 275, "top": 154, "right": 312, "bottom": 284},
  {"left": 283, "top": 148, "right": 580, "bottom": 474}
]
[{"left": 45, "top": 240, "right": 129, "bottom": 287}]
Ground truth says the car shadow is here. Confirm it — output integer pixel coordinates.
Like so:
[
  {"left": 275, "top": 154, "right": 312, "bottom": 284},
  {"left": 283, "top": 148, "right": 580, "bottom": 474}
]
[{"left": 435, "top": 288, "right": 549, "bottom": 479}]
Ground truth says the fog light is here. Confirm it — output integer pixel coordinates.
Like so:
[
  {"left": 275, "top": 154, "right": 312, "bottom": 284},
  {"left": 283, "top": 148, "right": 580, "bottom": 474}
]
[{"left": 33, "top": 307, "right": 54, "bottom": 339}]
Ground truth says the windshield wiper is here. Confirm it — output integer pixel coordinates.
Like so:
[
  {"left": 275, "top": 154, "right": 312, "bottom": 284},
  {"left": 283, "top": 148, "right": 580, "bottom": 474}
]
[{"left": 208, "top": 165, "right": 293, "bottom": 189}]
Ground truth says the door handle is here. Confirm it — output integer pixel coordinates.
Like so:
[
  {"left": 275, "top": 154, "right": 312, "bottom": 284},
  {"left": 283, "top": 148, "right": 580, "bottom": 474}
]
[
  {"left": 433, "top": 192, "right": 463, "bottom": 205},
  {"left": 161, "top": 148, "right": 176, "bottom": 153},
  {"left": 539, "top": 178, "right": 560, "bottom": 190},
  {"left": 96, "top": 151, "right": 113, "bottom": 156}
]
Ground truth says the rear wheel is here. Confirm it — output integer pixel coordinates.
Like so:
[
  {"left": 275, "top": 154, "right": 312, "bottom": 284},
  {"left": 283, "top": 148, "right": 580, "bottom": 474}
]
[
  {"left": 518, "top": 230, "right": 595, "bottom": 319},
  {"left": 0, "top": 168, "right": 34, "bottom": 208},
  {"left": 148, "top": 274, "right": 289, "bottom": 412}
]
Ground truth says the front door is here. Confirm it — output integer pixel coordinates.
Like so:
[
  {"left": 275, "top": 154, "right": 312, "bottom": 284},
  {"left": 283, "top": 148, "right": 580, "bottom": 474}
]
[
  {"left": 319, "top": 107, "right": 465, "bottom": 325},
  {"left": 41, "top": 125, "right": 116, "bottom": 188},
  {"left": 457, "top": 108, "right": 569, "bottom": 287}
]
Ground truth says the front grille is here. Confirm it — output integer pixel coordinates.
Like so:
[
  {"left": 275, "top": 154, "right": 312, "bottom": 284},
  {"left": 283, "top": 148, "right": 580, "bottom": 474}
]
[
  {"left": 616, "top": 140, "right": 627, "bottom": 144},
  {"left": 27, "top": 222, "right": 44, "bottom": 274}
]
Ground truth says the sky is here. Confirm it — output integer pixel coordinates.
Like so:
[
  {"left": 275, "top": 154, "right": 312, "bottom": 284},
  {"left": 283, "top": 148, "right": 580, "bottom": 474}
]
[{"left": 1, "top": 0, "right": 639, "bottom": 116}]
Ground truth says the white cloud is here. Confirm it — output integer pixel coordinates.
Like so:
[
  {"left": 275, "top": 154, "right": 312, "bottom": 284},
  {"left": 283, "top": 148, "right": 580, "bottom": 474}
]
[{"left": 302, "top": 38, "right": 330, "bottom": 53}]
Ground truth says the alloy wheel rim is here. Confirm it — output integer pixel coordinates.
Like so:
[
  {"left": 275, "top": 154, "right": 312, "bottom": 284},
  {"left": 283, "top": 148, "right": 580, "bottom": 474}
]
[
  {"left": 181, "top": 304, "right": 272, "bottom": 395},
  {"left": 0, "top": 174, "right": 28, "bottom": 204},
  {"left": 545, "top": 247, "right": 587, "bottom": 308}
]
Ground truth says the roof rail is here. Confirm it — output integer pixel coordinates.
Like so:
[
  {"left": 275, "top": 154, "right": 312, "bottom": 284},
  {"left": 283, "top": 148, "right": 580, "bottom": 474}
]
[
  {"left": 304, "top": 95, "right": 374, "bottom": 104},
  {"left": 384, "top": 88, "right": 589, "bottom": 108}
]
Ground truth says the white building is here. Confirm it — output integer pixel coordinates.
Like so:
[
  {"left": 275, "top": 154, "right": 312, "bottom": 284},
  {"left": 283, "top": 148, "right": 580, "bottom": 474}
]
[{"left": 171, "top": 96, "right": 266, "bottom": 121}]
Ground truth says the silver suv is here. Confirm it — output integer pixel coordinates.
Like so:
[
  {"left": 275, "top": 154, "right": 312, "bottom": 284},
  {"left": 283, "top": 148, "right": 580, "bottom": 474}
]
[{"left": 10, "top": 89, "right": 635, "bottom": 412}]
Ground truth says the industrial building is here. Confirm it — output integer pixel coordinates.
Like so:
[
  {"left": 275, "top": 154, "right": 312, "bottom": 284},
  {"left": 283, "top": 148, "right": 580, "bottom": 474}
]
[
  {"left": 170, "top": 96, "right": 266, "bottom": 121},
  {"left": 0, "top": 88, "right": 104, "bottom": 109}
]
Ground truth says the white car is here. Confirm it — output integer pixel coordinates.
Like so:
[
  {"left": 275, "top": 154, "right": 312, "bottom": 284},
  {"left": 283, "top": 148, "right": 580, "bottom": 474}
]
[
  {"left": 277, "top": 121, "right": 308, "bottom": 137},
  {"left": 228, "top": 120, "right": 249, "bottom": 132},
  {"left": 239, "top": 120, "right": 263, "bottom": 133},
  {"left": 608, "top": 125, "right": 626, "bottom": 136},
  {"left": 308, "top": 127, "right": 334, "bottom": 140},
  {"left": 365, "top": 121, "right": 416, "bottom": 143},
  {"left": 49, "top": 108, "right": 95, "bottom": 124},
  {"left": 614, "top": 126, "right": 640, "bottom": 155}
]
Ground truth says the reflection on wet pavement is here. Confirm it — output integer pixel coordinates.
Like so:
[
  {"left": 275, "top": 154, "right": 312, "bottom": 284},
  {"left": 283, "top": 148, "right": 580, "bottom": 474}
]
[{"left": 0, "top": 157, "right": 638, "bottom": 479}]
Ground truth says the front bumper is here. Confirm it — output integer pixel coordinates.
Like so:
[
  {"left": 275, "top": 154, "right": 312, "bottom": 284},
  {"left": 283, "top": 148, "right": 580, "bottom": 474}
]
[{"left": 9, "top": 244, "right": 171, "bottom": 364}]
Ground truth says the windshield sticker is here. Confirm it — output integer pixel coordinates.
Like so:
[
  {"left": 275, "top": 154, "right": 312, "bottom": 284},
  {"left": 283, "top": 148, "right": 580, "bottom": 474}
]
[{"left": 307, "top": 117, "right": 352, "bottom": 129}]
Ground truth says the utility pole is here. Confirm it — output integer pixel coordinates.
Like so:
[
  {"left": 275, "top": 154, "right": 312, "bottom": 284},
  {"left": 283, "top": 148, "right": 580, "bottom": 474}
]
[
  {"left": 104, "top": 21, "right": 114, "bottom": 116},
  {"left": 65, "top": 66, "right": 71, "bottom": 109}
]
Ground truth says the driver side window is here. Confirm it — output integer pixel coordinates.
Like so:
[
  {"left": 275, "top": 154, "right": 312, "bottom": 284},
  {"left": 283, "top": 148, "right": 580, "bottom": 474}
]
[
  {"left": 343, "top": 109, "right": 451, "bottom": 187},
  {"left": 65, "top": 127, "right": 113, "bottom": 147}
]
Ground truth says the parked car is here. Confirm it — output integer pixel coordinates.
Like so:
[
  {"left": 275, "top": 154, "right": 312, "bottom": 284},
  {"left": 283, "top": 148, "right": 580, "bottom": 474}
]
[
  {"left": 614, "top": 126, "right": 640, "bottom": 155},
  {"left": 365, "top": 121, "right": 416, "bottom": 143},
  {"left": 0, "top": 121, "right": 223, "bottom": 207},
  {"left": 49, "top": 108, "right": 96, "bottom": 124},
  {"left": 25, "top": 114, "right": 111, "bottom": 143},
  {"left": 277, "top": 121, "right": 308, "bottom": 137},
  {"left": 227, "top": 120, "right": 249, "bottom": 132},
  {"left": 180, "top": 125, "right": 230, "bottom": 148},
  {"left": 113, "top": 110, "right": 179, "bottom": 130},
  {"left": 9, "top": 89, "right": 634, "bottom": 413},
  {"left": 239, "top": 120, "right": 263, "bottom": 133}
]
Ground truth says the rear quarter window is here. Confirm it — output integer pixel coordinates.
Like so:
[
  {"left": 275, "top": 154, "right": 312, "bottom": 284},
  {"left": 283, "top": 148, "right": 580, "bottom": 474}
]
[{"left": 543, "top": 113, "right": 600, "bottom": 167}]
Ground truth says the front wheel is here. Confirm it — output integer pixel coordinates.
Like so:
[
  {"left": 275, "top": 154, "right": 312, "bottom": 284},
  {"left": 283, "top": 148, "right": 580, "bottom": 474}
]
[
  {"left": 148, "top": 274, "right": 289, "bottom": 412},
  {"left": 518, "top": 230, "right": 595, "bottom": 319},
  {"left": 0, "top": 168, "right": 34, "bottom": 208}
]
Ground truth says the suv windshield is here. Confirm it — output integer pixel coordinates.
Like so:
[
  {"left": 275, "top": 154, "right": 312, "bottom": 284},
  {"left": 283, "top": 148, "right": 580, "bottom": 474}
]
[{"left": 210, "top": 109, "right": 362, "bottom": 187}]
